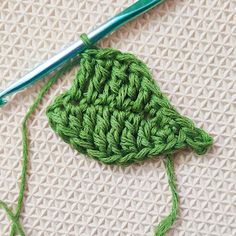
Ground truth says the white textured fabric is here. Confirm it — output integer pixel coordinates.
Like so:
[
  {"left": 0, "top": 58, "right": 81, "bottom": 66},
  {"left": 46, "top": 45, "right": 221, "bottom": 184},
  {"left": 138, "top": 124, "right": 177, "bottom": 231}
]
[{"left": 0, "top": 0, "right": 235, "bottom": 235}]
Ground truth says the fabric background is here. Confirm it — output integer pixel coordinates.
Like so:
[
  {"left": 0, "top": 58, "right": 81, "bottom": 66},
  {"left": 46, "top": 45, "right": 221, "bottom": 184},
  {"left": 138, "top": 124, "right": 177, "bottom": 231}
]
[{"left": 0, "top": 0, "right": 235, "bottom": 235}]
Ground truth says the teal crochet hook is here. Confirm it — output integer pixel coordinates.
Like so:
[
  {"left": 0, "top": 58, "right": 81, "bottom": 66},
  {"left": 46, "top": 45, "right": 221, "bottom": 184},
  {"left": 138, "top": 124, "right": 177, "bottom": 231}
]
[{"left": 0, "top": 0, "right": 165, "bottom": 106}]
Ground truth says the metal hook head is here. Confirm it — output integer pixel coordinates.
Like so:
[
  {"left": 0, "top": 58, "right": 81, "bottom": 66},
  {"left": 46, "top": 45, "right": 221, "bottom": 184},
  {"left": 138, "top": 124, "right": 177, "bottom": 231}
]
[{"left": 0, "top": 97, "right": 7, "bottom": 107}]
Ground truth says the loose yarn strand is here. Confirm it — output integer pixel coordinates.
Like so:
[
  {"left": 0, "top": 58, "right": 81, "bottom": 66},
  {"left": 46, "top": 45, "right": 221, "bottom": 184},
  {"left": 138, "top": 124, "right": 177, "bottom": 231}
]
[
  {"left": 5, "top": 60, "right": 78, "bottom": 236},
  {"left": 155, "top": 155, "right": 179, "bottom": 236},
  {"left": 0, "top": 201, "right": 25, "bottom": 236}
]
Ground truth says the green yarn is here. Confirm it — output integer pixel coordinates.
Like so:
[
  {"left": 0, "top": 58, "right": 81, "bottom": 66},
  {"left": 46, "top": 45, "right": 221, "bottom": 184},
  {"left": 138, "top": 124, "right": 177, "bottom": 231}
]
[
  {"left": 1, "top": 36, "right": 213, "bottom": 235},
  {"left": 155, "top": 155, "right": 178, "bottom": 236},
  {"left": 0, "top": 201, "right": 25, "bottom": 235},
  {"left": 0, "top": 60, "right": 78, "bottom": 236},
  {"left": 47, "top": 47, "right": 212, "bottom": 163}
]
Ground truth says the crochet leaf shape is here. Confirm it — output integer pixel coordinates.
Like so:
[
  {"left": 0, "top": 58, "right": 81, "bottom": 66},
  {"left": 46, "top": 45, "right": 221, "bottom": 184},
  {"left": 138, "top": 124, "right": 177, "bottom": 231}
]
[{"left": 46, "top": 48, "right": 213, "bottom": 165}]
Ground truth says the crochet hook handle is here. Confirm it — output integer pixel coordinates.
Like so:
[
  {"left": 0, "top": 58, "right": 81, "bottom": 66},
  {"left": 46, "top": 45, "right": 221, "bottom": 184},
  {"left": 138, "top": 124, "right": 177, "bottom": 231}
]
[{"left": 0, "top": 0, "right": 164, "bottom": 107}]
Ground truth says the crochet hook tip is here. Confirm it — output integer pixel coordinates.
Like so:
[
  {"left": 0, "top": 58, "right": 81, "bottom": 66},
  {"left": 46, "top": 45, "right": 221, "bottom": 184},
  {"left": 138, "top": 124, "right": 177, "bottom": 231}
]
[
  {"left": 0, "top": 97, "right": 7, "bottom": 107},
  {"left": 0, "top": 0, "right": 165, "bottom": 106}
]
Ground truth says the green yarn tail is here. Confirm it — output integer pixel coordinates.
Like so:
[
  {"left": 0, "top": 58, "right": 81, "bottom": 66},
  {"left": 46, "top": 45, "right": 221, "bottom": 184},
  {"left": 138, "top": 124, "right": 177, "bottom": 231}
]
[
  {"left": 0, "top": 201, "right": 25, "bottom": 235},
  {"left": 155, "top": 155, "right": 178, "bottom": 236},
  {"left": 1, "top": 60, "right": 77, "bottom": 236}
]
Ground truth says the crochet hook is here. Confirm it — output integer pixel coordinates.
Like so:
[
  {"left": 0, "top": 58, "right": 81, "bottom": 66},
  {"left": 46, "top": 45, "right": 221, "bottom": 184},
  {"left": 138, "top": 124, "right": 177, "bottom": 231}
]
[{"left": 0, "top": 0, "right": 164, "bottom": 107}]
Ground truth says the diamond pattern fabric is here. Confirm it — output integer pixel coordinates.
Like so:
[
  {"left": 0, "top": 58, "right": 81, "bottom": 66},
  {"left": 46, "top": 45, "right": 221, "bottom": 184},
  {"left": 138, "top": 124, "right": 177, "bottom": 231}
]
[{"left": 0, "top": 0, "right": 235, "bottom": 235}]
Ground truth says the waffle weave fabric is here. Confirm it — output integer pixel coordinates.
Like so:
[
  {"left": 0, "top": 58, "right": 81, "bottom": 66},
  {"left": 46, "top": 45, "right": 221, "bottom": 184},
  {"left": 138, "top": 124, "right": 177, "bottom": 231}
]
[{"left": 0, "top": 0, "right": 235, "bottom": 235}]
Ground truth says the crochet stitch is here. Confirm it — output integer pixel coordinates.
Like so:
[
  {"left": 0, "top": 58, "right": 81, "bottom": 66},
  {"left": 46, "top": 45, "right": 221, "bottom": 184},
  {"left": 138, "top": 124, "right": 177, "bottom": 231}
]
[
  {"left": 0, "top": 35, "right": 213, "bottom": 236},
  {"left": 47, "top": 47, "right": 212, "bottom": 164}
]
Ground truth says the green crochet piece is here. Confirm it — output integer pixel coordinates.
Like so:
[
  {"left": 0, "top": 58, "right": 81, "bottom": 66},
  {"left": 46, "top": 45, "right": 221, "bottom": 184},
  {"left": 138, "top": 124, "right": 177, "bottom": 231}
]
[
  {"left": 46, "top": 43, "right": 213, "bottom": 234},
  {"left": 0, "top": 35, "right": 213, "bottom": 236},
  {"left": 47, "top": 47, "right": 212, "bottom": 165}
]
